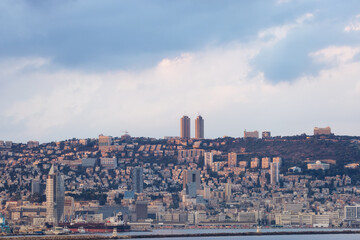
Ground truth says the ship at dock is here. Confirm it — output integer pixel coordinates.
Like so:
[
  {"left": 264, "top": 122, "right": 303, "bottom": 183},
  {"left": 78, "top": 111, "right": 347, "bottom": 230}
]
[{"left": 58, "top": 212, "right": 130, "bottom": 233}]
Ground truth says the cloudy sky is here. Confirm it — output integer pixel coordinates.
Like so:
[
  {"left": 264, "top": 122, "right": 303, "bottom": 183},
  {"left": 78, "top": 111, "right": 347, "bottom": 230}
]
[{"left": 1, "top": 0, "right": 360, "bottom": 142}]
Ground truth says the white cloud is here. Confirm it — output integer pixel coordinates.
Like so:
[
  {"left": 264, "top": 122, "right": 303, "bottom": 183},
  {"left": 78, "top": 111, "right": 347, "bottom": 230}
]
[
  {"left": 344, "top": 14, "right": 360, "bottom": 32},
  {"left": 309, "top": 46, "right": 360, "bottom": 64},
  {"left": 1, "top": 13, "right": 360, "bottom": 142}
]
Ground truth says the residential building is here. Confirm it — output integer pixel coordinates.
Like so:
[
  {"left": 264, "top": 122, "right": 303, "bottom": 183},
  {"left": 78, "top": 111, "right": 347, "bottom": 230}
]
[{"left": 228, "top": 152, "right": 237, "bottom": 167}]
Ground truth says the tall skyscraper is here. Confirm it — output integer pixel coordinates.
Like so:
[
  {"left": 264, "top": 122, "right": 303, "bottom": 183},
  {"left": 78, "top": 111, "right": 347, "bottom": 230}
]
[
  {"left": 195, "top": 115, "right": 204, "bottom": 139},
  {"left": 270, "top": 162, "right": 279, "bottom": 185},
  {"left": 180, "top": 116, "right": 190, "bottom": 139},
  {"left": 133, "top": 167, "right": 144, "bottom": 193},
  {"left": 46, "top": 165, "right": 65, "bottom": 225}
]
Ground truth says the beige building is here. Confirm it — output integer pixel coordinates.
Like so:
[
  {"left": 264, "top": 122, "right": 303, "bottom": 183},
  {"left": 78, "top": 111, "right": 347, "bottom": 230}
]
[
  {"left": 262, "top": 157, "right": 270, "bottom": 169},
  {"left": 244, "top": 130, "right": 259, "bottom": 139},
  {"left": 314, "top": 126, "right": 331, "bottom": 135},
  {"left": 307, "top": 161, "right": 330, "bottom": 170},
  {"left": 250, "top": 158, "right": 260, "bottom": 168}
]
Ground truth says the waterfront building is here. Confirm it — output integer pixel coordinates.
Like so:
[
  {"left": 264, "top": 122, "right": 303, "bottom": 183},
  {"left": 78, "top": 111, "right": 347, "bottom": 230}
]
[
  {"left": 135, "top": 201, "right": 148, "bottom": 221},
  {"left": 46, "top": 165, "right": 65, "bottom": 225},
  {"left": 180, "top": 116, "right": 191, "bottom": 139},
  {"left": 195, "top": 115, "right": 204, "bottom": 139},
  {"left": 133, "top": 167, "right": 144, "bottom": 194}
]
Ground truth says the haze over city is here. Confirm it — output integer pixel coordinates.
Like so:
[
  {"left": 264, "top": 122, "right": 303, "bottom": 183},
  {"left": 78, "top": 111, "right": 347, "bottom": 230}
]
[{"left": 1, "top": 0, "right": 360, "bottom": 142}]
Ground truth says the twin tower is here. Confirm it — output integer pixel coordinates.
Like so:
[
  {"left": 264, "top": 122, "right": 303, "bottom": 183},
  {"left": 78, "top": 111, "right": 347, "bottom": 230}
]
[{"left": 180, "top": 115, "right": 204, "bottom": 139}]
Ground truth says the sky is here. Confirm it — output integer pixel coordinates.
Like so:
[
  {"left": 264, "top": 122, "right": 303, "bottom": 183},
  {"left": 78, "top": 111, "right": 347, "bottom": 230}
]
[{"left": 1, "top": 0, "right": 360, "bottom": 143}]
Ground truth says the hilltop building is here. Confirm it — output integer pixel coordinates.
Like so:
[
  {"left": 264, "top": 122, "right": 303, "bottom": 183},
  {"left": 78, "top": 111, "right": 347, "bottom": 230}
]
[
  {"left": 244, "top": 130, "right": 259, "bottom": 139},
  {"left": 195, "top": 115, "right": 204, "bottom": 139},
  {"left": 180, "top": 116, "right": 191, "bottom": 139},
  {"left": 314, "top": 127, "right": 331, "bottom": 135}
]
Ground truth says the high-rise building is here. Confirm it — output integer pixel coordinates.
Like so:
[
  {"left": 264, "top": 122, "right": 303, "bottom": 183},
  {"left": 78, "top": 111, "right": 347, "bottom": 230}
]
[
  {"left": 135, "top": 201, "right": 148, "bottom": 221},
  {"left": 64, "top": 196, "right": 75, "bottom": 222},
  {"left": 270, "top": 162, "right": 279, "bottom": 185},
  {"left": 261, "top": 157, "right": 270, "bottom": 169},
  {"left": 272, "top": 157, "right": 282, "bottom": 167},
  {"left": 183, "top": 170, "right": 200, "bottom": 197},
  {"left": 195, "top": 115, "right": 204, "bottom": 139},
  {"left": 31, "top": 180, "right": 41, "bottom": 195},
  {"left": 204, "top": 152, "right": 213, "bottom": 169},
  {"left": 180, "top": 116, "right": 190, "bottom": 139},
  {"left": 133, "top": 167, "right": 144, "bottom": 193},
  {"left": 224, "top": 180, "right": 232, "bottom": 201},
  {"left": 46, "top": 165, "right": 65, "bottom": 225},
  {"left": 228, "top": 152, "right": 237, "bottom": 168},
  {"left": 250, "top": 158, "right": 260, "bottom": 168}
]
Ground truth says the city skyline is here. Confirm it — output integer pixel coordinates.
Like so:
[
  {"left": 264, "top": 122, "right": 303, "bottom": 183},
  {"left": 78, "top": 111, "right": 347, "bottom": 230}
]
[{"left": 1, "top": 1, "right": 360, "bottom": 142}]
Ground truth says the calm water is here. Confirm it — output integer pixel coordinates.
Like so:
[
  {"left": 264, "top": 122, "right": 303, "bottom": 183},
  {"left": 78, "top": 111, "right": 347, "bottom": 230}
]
[
  {"left": 109, "top": 228, "right": 360, "bottom": 239},
  {"left": 3, "top": 228, "right": 360, "bottom": 239},
  {"left": 136, "top": 235, "right": 360, "bottom": 240}
]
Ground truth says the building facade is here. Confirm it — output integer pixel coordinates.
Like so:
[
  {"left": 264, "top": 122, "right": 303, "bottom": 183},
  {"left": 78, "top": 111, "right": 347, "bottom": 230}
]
[
  {"left": 195, "top": 115, "right": 204, "bottom": 139},
  {"left": 133, "top": 167, "right": 144, "bottom": 194},
  {"left": 314, "top": 127, "right": 331, "bottom": 135},
  {"left": 270, "top": 162, "right": 279, "bottom": 185},
  {"left": 180, "top": 116, "right": 191, "bottom": 139},
  {"left": 228, "top": 152, "right": 237, "bottom": 168},
  {"left": 46, "top": 165, "right": 65, "bottom": 225}
]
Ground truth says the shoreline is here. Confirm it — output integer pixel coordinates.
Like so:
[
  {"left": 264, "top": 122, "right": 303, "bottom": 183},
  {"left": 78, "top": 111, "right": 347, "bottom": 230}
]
[{"left": 3, "top": 229, "right": 360, "bottom": 240}]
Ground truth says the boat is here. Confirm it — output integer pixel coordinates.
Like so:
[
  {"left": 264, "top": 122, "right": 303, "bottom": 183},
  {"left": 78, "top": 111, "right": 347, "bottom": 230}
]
[
  {"left": 78, "top": 227, "right": 86, "bottom": 234},
  {"left": 58, "top": 212, "right": 130, "bottom": 233}
]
